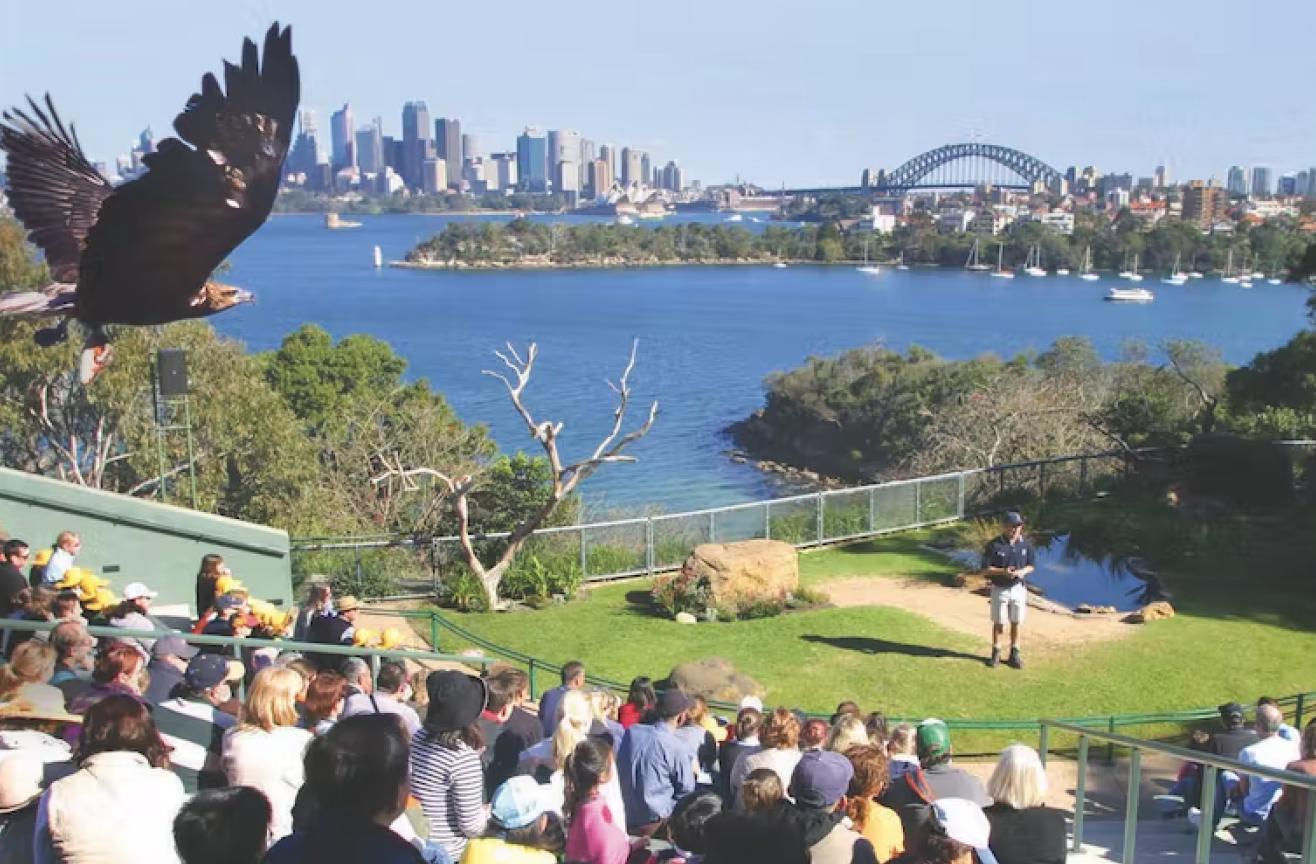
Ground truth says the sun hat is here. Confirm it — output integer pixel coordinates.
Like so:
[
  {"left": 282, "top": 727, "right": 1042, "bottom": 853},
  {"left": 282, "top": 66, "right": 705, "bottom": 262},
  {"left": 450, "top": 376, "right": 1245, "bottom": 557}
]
[
  {"left": 917, "top": 718, "right": 953, "bottom": 761},
  {"left": 122, "top": 582, "right": 158, "bottom": 602},
  {"left": 490, "top": 775, "right": 555, "bottom": 829},
  {"left": 335, "top": 595, "right": 363, "bottom": 614},
  {"left": 30, "top": 549, "right": 52, "bottom": 568},
  {"left": 352, "top": 628, "right": 377, "bottom": 647},
  {"left": 54, "top": 566, "right": 89, "bottom": 590},
  {"left": 0, "top": 750, "right": 49, "bottom": 814},
  {"left": 931, "top": 798, "right": 999, "bottom": 864},
  {"left": 0, "top": 683, "right": 82, "bottom": 725},
  {"left": 424, "top": 671, "right": 488, "bottom": 731},
  {"left": 215, "top": 575, "right": 245, "bottom": 596},
  {"left": 83, "top": 588, "right": 116, "bottom": 612},
  {"left": 790, "top": 749, "right": 855, "bottom": 810},
  {"left": 74, "top": 570, "right": 110, "bottom": 601},
  {"left": 151, "top": 633, "right": 199, "bottom": 661}
]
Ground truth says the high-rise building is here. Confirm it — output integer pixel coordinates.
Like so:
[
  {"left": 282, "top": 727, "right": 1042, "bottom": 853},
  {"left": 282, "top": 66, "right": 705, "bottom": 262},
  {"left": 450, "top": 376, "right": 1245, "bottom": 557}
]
[
  {"left": 488, "top": 153, "right": 518, "bottom": 194},
  {"left": 546, "top": 130, "right": 581, "bottom": 195},
  {"left": 422, "top": 158, "right": 447, "bottom": 195},
  {"left": 1183, "top": 181, "right": 1226, "bottom": 228},
  {"left": 1296, "top": 171, "right": 1312, "bottom": 198},
  {"left": 660, "top": 161, "right": 684, "bottom": 192},
  {"left": 621, "top": 147, "right": 644, "bottom": 188},
  {"left": 330, "top": 104, "right": 355, "bottom": 171},
  {"left": 1279, "top": 174, "right": 1299, "bottom": 197},
  {"left": 355, "top": 121, "right": 384, "bottom": 174},
  {"left": 401, "top": 101, "right": 433, "bottom": 189},
  {"left": 289, "top": 109, "right": 323, "bottom": 176},
  {"left": 461, "top": 134, "right": 483, "bottom": 161},
  {"left": 434, "top": 118, "right": 463, "bottom": 189},
  {"left": 516, "top": 128, "right": 548, "bottom": 193},
  {"left": 599, "top": 144, "right": 616, "bottom": 184},
  {"left": 586, "top": 159, "right": 610, "bottom": 199},
  {"left": 640, "top": 152, "right": 652, "bottom": 187},
  {"left": 1153, "top": 164, "right": 1169, "bottom": 188},
  {"left": 1251, "top": 166, "right": 1273, "bottom": 198},
  {"left": 1226, "top": 166, "right": 1249, "bottom": 197}
]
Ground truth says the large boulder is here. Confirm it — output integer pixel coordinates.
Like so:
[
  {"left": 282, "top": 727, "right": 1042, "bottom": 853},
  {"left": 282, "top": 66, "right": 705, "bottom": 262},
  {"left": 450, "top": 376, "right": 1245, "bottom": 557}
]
[
  {"left": 667, "top": 658, "right": 765, "bottom": 705},
  {"left": 685, "top": 539, "right": 799, "bottom": 606}
]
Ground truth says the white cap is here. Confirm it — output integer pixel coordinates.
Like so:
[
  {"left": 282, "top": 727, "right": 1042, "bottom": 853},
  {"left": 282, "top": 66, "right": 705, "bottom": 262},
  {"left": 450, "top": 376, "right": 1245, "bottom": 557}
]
[
  {"left": 932, "top": 799, "right": 999, "bottom": 864},
  {"left": 122, "top": 582, "right": 158, "bottom": 601},
  {"left": 739, "top": 696, "right": 764, "bottom": 712}
]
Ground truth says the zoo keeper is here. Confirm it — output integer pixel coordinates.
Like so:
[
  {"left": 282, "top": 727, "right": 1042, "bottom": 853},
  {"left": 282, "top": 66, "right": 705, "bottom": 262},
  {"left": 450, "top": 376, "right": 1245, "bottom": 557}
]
[{"left": 982, "top": 511, "right": 1035, "bottom": 670}]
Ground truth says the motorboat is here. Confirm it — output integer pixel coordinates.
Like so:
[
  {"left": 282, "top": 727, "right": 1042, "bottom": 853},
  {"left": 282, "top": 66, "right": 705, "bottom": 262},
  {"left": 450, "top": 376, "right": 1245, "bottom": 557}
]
[
  {"left": 1105, "top": 286, "right": 1154, "bottom": 302},
  {"left": 772, "top": 262, "right": 788, "bottom": 269}
]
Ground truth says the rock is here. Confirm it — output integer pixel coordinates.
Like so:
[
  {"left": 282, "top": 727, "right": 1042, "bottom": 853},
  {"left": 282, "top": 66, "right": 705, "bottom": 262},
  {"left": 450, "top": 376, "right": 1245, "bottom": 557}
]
[
  {"left": 675, "top": 612, "right": 698, "bottom": 624},
  {"left": 951, "top": 572, "right": 993, "bottom": 594},
  {"left": 685, "top": 540, "right": 799, "bottom": 606},
  {"left": 1122, "top": 600, "right": 1176, "bottom": 624},
  {"left": 1075, "top": 604, "right": 1118, "bottom": 615},
  {"left": 667, "top": 658, "right": 766, "bottom": 705}
]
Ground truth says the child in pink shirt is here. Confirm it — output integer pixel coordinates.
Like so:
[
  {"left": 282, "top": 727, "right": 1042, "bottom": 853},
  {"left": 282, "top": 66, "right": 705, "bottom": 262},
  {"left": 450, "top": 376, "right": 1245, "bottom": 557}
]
[{"left": 564, "top": 738, "right": 638, "bottom": 864}]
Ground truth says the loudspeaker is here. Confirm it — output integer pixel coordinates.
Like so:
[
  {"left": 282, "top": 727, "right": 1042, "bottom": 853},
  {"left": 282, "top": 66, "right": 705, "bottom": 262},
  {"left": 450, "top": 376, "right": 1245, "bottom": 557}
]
[{"left": 157, "top": 349, "right": 189, "bottom": 397}]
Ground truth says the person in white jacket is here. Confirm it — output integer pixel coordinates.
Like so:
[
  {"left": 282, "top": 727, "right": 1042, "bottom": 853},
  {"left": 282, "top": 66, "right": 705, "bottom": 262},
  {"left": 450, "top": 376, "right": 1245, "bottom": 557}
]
[{"left": 222, "top": 667, "right": 314, "bottom": 844}]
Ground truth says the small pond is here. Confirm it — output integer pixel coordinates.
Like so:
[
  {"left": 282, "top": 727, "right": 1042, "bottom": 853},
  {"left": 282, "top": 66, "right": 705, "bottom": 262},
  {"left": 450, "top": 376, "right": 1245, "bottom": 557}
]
[{"left": 945, "top": 533, "right": 1170, "bottom": 613}]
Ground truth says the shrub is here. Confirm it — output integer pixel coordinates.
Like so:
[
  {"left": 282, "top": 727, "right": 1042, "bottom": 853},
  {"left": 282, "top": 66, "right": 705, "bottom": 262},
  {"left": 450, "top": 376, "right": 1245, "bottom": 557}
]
[
  {"left": 441, "top": 571, "right": 487, "bottom": 612},
  {"left": 651, "top": 565, "right": 712, "bottom": 618}
]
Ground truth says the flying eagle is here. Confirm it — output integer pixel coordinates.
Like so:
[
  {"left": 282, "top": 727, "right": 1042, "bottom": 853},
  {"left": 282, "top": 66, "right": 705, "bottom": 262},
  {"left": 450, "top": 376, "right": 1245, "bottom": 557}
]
[{"left": 0, "top": 23, "right": 299, "bottom": 384}]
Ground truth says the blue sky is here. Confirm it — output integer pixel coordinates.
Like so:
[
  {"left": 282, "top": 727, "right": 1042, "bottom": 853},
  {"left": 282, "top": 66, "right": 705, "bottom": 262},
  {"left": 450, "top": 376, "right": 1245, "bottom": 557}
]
[{"left": 3, "top": 0, "right": 1314, "bottom": 188}]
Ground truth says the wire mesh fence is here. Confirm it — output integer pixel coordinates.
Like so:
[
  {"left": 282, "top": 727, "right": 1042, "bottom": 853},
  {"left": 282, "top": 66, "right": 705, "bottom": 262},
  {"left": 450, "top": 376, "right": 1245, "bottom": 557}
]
[{"left": 292, "top": 451, "right": 1130, "bottom": 598}]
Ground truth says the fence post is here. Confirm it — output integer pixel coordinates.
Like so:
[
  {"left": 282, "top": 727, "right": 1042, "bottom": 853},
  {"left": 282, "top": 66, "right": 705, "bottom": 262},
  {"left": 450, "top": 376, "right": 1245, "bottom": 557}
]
[
  {"left": 1038, "top": 723, "right": 1050, "bottom": 768},
  {"left": 1038, "top": 462, "right": 1047, "bottom": 501},
  {"left": 1299, "top": 693, "right": 1308, "bottom": 729},
  {"left": 1107, "top": 717, "right": 1116, "bottom": 765},
  {"left": 764, "top": 503, "right": 772, "bottom": 541},
  {"left": 869, "top": 487, "right": 877, "bottom": 534},
  {"left": 1122, "top": 749, "right": 1141, "bottom": 864},
  {"left": 957, "top": 472, "right": 966, "bottom": 518},
  {"left": 529, "top": 659, "right": 538, "bottom": 700},
  {"left": 579, "top": 527, "right": 588, "bottom": 581},
  {"left": 914, "top": 480, "right": 922, "bottom": 524},
  {"left": 815, "top": 494, "right": 825, "bottom": 546},
  {"left": 1079, "top": 457, "right": 1089, "bottom": 497},
  {"left": 354, "top": 546, "right": 363, "bottom": 596},
  {"left": 646, "top": 518, "right": 656, "bottom": 575},
  {"left": 430, "top": 537, "right": 440, "bottom": 597},
  {"left": 1073, "top": 735, "right": 1089, "bottom": 853},
  {"left": 709, "top": 511, "right": 717, "bottom": 544},
  {"left": 429, "top": 611, "right": 440, "bottom": 652},
  {"left": 1197, "top": 764, "right": 1218, "bottom": 864}
]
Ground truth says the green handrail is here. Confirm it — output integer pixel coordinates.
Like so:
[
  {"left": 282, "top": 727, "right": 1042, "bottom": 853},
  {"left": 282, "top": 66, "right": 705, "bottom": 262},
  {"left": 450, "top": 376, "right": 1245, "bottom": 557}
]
[{"left": 1041, "top": 719, "right": 1316, "bottom": 864}]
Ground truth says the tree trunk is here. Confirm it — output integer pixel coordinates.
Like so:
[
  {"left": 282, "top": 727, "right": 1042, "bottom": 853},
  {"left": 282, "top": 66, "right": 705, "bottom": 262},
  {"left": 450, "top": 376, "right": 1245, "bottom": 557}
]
[{"left": 480, "top": 561, "right": 509, "bottom": 611}]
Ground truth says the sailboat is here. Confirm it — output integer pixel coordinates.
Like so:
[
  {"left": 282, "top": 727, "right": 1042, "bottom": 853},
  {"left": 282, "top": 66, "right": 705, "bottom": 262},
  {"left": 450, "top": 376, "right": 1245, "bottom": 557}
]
[
  {"left": 1119, "top": 253, "right": 1143, "bottom": 281},
  {"left": 1079, "top": 246, "right": 1100, "bottom": 281},
  {"left": 1240, "top": 253, "right": 1254, "bottom": 288},
  {"left": 1162, "top": 253, "right": 1187, "bottom": 285},
  {"left": 991, "top": 242, "right": 1015, "bottom": 279},
  {"left": 856, "top": 238, "right": 881, "bottom": 275},
  {"left": 1221, "top": 249, "right": 1240, "bottom": 284},
  {"left": 966, "top": 238, "right": 992, "bottom": 272},
  {"left": 896, "top": 251, "right": 911, "bottom": 271},
  {"left": 1024, "top": 244, "right": 1047, "bottom": 277}
]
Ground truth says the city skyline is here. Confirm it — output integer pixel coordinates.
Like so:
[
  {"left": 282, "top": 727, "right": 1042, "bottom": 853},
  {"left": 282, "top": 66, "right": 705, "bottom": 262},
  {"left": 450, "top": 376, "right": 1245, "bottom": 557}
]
[{"left": 3, "top": 0, "right": 1316, "bottom": 187}]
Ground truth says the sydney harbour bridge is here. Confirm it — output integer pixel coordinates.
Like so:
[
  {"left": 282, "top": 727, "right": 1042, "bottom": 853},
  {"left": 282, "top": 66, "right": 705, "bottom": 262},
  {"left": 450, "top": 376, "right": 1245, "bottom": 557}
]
[{"left": 778, "top": 143, "right": 1065, "bottom": 197}]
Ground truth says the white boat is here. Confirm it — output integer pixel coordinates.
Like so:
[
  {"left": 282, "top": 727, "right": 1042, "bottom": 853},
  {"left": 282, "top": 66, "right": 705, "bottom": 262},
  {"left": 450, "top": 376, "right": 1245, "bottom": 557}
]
[
  {"left": 1250, "top": 272, "right": 1266, "bottom": 280},
  {"left": 856, "top": 238, "right": 881, "bottom": 275},
  {"left": 1119, "top": 253, "right": 1143, "bottom": 281},
  {"left": 1056, "top": 268, "right": 1071, "bottom": 276},
  {"left": 990, "top": 242, "right": 1015, "bottom": 279},
  {"left": 1268, "top": 278, "right": 1283, "bottom": 285},
  {"left": 896, "top": 251, "right": 910, "bottom": 271},
  {"left": 1220, "top": 249, "right": 1239, "bottom": 283},
  {"left": 1105, "top": 286, "right": 1154, "bottom": 302},
  {"left": 1189, "top": 272, "right": 1205, "bottom": 279},
  {"left": 1162, "top": 253, "right": 1188, "bottom": 285},
  {"left": 966, "top": 238, "right": 992, "bottom": 272},
  {"left": 617, "top": 215, "right": 635, "bottom": 225},
  {"left": 372, "top": 246, "right": 383, "bottom": 268},
  {"left": 1023, "top": 244, "right": 1047, "bottom": 277},
  {"left": 772, "top": 262, "right": 788, "bottom": 269},
  {"left": 725, "top": 214, "right": 744, "bottom": 223},
  {"left": 1079, "top": 246, "right": 1100, "bottom": 281}
]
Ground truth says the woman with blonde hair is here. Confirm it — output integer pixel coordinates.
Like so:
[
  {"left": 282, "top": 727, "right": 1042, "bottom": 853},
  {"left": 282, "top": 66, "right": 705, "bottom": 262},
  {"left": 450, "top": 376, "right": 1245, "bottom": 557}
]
[
  {"left": 827, "top": 713, "right": 870, "bottom": 755},
  {"left": 844, "top": 745, "right": 905, "bottom": 863},
  {"left": 731, "top": 707, "right": 802, "bottom": 806},
  {"left": 983, "top": 744, "right": 1067, "bottom": 864},
  {"left": 222, "top": 666, "right": 314, "bottom": 844},
  {"left": 587, "top": 688, "right": 623, "bottom": 747},
  {"left": 520, "top": 690, "right": 626, "bottom": 826},
  {"left": 0, "top": 640, "right": 56, "bottom": 699}
]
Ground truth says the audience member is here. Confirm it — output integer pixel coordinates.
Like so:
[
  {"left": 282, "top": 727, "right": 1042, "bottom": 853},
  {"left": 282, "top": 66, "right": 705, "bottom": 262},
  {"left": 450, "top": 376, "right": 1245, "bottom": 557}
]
[
  {"left": 305, "top": 595, "right": 362, "bottom": 671},
  {"left": 617, "top": 688, "right": 697, "bottom": 836},
  {"left": 3, "top": 587, "right": 55, "bottom": 660},
  {"left": 832, "top": 702, "right": 863, "bottom": 724},
  {"left": 66, "top": 640, "right": 148, "bottom": 718},
  {"left": 0, "top": 539, "right": 30, "bottom": 616},
  {"left": 665, "top": 790, "right": 723, "bottom": 864},
  {"left": 0, "top": 641, "right": 56, "bottom": 700},
  {"left": 154, "top": 654, "right": 242, "bottom": 792},
  {"left": 42, "top": 533, "right": 80, "bottom": 591},
  {"left": 590, "top": 689, "right": 626, "bottom": 748},
  {"left": 193, "top": 555, "right": 228, "bottom": 624},
  {"left": 540, "top": 661, "right": 586, "bottom": 737},
  {"left": 266, "top": 714, "right": 431, "bottom": 864},
  {"left": 676, "top": 695, "right": 719, "bottom": 776},
  {"left": 107, "top": 582, "right": 163, "bottom": 656},
  {"left": 880, "top": 720, "right": 990, "bottom": 837},
  {"left": 702, "top": 808, "right": 809, "bottom": 864},
  {"left": 143, "top": 634, "right": 201, "bottom": 706},
  {"left": 0, "top": 749, "right": 58, "bottom": 864},
  {"left": 479, "top": 667, "right": 540, "bottom": 797},
  {"left": 1263, "top": 720, "right": 1316, "bottom": 862},
  {"left": 461, "top": 775, "right": 564, "bottom": 864},
  {"left": 844, "top": 745, "right": 905, "bottom": 863},
  {"left": 718, "top": 709, "right": 763, "bottom": 799},
  {"left": 732, "top": 707, "right": 803, "bottom": 806},
  {"left": 982, "top": 745, "right": 1066, "bottom": 864},
  {"left": 887, "top": 725, "right": 919, "bottom": 782},
  {"left": 1258, "top": 697, "right": 1299, "bottom": 743},
  {"left": 411, "top": 671, "right": 490, "bottom": 859},
  {"left": 301, "top": 670, "right": 348, "bottom": 735},
  {"left": 1232, "top": 703, "right": 1300, "bottom": 827},
  {"left": 46, "top": 621, "right": 93, "bottom": 703},
  {"left": 802, "top": 718, "right": 830, "bottom": 752},
  {"left": 291, "top": 583, "right": 332, "bottom": 644},
  {"left": 1211, "top": 702, "right": 1259, "bottom": 760},
  {"left": 0, "top": 683, "right": 80, "bottom": 766},
  {"left": 342, "top": 660, "right": 421, "bottom": 736},
  {"left": 173, "top": 786, "right": 272, "bottom": 864},
  {"left": 781, "top": 749, "right": 878, "bottom": 864},
  {"left": 564, "top": 737, "right": 633, "bottom": 864},
  {"left": 827, "top": 715, "right": 870, "bottom": 754},
  {"left": 866, "top": 712, "right": 890, "bottom": 746},
  {"left": 222, "top": 667, "right": 313, "bottom": 843},
  {"left": 741, "top": 768, "right": 784, "bottom": 814},
  {"left": 916, "top": 799, "right": 998, "bottom": 864},
  {"left": 34, "top": 694, "right": 186, "bottom": 864}
]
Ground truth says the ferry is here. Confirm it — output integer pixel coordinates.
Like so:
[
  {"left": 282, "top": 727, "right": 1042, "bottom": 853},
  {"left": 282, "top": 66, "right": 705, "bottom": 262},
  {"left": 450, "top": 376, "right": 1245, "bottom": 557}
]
[{"left": 1104, "top": 286, "right": 1154, "bottom": 303}]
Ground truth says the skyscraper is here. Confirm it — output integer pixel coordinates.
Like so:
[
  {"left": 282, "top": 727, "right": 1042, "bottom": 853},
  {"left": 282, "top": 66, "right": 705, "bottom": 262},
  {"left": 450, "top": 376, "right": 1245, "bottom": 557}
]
[
  {"left": 290, "top": 109, "right": 323, "bottom": 176},
  {"left": 461, "top": 134, "right": 483, "bottom": 161},
  {"left": 1251, "top": 166, "right": 1272, "bottom": 198},
  {"left": 547, "top": 130, "right": 581, "bottom": 195},
  {"left": 330, "top": 104, "right": 355, "bottom": 171},
  {"left": 435, "top": 118, "right": 463, "bottom": 189},
  {"left": 579, "top": 139, "right": 596, "bottom": 190},
  {"left": 660, "top": 161, "right": 684, "bottom": 192},
  {"left": 640, "top": 152, "right": 652, "bottom": 187},
  {"left": 1226, "top": 166, "right": 1249, "bottom": 197},
  {"left": 1153, "top": 164, "right": 1169, "bottom": 188},
  {"left": 587, "top": 159, "right": 610, "bottom": 200},
  {"left": 401, "top": 101, "right": 433, "bottom": 190},
  {"left": 355, "top": 120, "right": 384, "bottom": 174},
  {"left": 599, "top": 144, "right": 616, "bottom": 184},
  {"left": 620, "top": 147, "right": 643, "bottom": 188},
  {"left": 517, "top": 128, "right": 548, "bottom": 193}
]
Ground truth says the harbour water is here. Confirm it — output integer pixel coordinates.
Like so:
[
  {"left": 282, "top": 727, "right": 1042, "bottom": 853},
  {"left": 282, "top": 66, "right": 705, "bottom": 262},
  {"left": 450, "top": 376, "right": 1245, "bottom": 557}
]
[{"left": 220, "top": 214, "right": 1310, "bottom": 513}]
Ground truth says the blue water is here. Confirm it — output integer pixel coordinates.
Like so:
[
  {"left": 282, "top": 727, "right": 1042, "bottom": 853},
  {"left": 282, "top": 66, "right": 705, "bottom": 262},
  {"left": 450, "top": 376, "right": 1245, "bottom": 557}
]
[{"left": 219, "top": 214, "right": 1309, "bottom": 513}]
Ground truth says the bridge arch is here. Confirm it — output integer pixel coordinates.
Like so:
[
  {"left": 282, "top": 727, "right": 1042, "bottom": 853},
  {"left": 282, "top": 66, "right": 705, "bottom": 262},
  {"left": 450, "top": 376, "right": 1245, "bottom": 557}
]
[{"left": 883, "top": 143, "right": 1063, "bottom": 192}]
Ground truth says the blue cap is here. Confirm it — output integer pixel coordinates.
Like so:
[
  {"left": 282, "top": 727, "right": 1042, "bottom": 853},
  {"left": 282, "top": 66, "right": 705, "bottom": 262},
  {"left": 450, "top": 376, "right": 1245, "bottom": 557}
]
[
  {"left": 490, "top": 776, "right": 554, "bottom": 830},
  {"left": 1005, "top": 511, "right": 1025, "bottom": 526},
  {"left": 789, "top": 750, "right": 854, "bottom": 810}
]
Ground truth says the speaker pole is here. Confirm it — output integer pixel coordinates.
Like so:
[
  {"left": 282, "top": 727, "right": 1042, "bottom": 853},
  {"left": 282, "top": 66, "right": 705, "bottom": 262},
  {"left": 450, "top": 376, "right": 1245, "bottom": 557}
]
[{"left": 151, "top": 348, "right": 199, "bottom": 509}]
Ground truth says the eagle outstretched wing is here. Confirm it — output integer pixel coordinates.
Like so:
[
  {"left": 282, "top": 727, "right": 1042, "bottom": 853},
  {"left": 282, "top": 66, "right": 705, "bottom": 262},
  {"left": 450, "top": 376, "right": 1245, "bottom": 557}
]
[
  {"left": 0, "top": 95, "right": 113, "bottom": 283},
  {"left": 76, "top": 23, "right": 300, "bottom": 326}
]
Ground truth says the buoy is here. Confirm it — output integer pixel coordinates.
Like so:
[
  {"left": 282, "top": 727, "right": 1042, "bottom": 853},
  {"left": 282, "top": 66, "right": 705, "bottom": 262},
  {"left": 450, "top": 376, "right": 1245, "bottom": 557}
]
[{"left": 373, "top": 246, "right": 383, "bottom": 268}]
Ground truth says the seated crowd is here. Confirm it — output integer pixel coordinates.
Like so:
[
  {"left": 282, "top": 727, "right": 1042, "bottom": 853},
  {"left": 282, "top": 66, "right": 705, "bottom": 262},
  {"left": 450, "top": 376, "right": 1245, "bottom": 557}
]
[{"left": 0, "top": 535, "right": 1307, "bottom": 864}]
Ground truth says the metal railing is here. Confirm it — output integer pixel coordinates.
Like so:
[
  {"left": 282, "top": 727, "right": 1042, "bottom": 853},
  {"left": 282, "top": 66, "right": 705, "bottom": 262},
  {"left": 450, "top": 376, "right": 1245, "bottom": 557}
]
[
  {"left": 293, "top": 450, "right": 1129, "bottom": 598},
  {"left": 1041, "top": 719, "right": 1316, "bottom": 864}
]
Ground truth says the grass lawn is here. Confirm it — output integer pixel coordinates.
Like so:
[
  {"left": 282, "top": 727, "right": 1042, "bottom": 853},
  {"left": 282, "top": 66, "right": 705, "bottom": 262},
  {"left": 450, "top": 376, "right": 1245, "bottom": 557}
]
[{"left": 427, "top": 500, "right": 1316, "bottom": 737}]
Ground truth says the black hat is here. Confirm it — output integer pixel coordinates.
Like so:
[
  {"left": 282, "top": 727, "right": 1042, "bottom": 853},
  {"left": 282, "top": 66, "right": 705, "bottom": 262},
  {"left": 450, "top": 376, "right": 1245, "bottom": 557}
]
[
  {"left": 1219, "top": 702, "right": 1245, "bottom": 725},
  {"left": 425, "top": 671, "right": 488, "bottom": 731},
  {"left": 656, "top": 688, "right": 693, "bottom": 719}
]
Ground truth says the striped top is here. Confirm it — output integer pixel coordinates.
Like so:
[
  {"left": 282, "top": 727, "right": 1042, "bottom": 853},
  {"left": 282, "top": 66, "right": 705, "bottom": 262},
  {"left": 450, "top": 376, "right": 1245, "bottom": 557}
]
[{"left": 410, "top": 729, "right": 488, "bottom": 858}]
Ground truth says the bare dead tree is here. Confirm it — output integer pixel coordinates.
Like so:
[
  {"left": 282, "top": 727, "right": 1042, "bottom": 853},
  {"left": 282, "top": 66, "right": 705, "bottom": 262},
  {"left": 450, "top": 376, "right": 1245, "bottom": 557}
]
[{"left": 371, "top": 340, "right": 658, "bottom": 609}]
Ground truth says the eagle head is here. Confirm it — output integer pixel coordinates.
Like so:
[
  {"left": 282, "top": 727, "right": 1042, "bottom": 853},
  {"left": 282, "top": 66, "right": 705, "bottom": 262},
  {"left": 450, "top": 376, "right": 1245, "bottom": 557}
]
[{"left": 195, "top": 281, "right": 256, "bottom": 314}]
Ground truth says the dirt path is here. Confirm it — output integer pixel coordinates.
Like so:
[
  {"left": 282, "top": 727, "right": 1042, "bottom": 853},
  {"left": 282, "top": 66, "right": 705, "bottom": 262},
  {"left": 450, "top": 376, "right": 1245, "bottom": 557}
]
[{"left": 819, "top": 577, "right": 1135, "bottom": 652}]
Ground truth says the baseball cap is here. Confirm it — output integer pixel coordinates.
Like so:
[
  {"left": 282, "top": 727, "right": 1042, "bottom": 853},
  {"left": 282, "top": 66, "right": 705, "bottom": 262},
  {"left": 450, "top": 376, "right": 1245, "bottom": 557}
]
[
  {"left": 151, "top": 634, "right": 199, "bottom": 661},
  {"left": 122, "top": 582, "right": 158, "bottom": 601},
  {"left": 790, "top": 750, "right": 855, "bottom": 810},
  {"left": 917, "top": 718, "right": 953, "bottom": 761},
  {"left": 1004, "top": 511, "right": 1025, "bottom": 526},
  {"left": 184, "top": 654, "right": 244, "bottom": 690},
  {"left": 739, "top": 696, "right": 764, "bottom": 712},
  {"left": 490, "top": 776, "right": 555, "bottom": 829},
  {"left": 656, "top": 688, "right": 693, "bottom": 719},
  {"left": 932, "top": 798, "right": 999, "bottom": 864},
  {"left": 215, "top": 594, "right": 246, "bottom": 613}
]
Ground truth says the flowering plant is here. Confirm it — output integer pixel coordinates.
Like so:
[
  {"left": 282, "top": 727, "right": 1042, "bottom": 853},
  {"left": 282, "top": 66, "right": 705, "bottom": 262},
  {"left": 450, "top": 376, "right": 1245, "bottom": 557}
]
[{"left": 651, "top": 564, "right": 712, "bottom": 618}]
